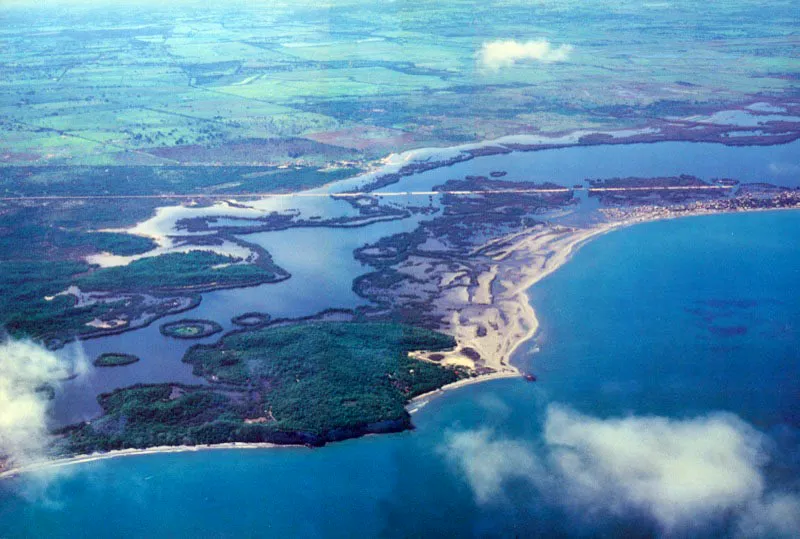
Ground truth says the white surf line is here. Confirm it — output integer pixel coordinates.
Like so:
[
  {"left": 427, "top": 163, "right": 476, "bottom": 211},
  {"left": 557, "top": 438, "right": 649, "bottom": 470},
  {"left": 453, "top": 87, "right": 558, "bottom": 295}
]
[{"left": 0, "top": 185, "right": 734, "bottom": 202}]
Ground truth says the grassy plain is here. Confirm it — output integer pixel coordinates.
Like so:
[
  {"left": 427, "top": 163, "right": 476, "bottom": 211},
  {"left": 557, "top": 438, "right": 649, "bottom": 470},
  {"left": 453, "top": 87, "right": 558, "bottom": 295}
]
[{"left": 1, "top": 1, "right": 797, "bottom": 166}]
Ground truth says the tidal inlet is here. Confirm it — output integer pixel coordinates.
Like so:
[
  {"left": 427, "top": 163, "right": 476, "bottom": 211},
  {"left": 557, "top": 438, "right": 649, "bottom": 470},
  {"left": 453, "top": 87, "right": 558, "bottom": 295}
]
[{"left": 0, "top": 0, "right": 798, "bottom": 537}]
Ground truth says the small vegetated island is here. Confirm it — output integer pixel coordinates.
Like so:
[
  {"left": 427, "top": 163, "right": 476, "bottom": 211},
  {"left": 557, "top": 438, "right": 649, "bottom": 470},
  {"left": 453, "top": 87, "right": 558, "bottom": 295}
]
[
  {"left": 231, "top": 312, "right": 272, "bottom": 327},
  {"left": 59, "top": 322, "right": 464, "bottom": 453},
  {"left": 93, "top": 353, "right": 140, "bottom": 367},
  {"left": 160, "top": 319, "right": 224, "bottom": 339}
]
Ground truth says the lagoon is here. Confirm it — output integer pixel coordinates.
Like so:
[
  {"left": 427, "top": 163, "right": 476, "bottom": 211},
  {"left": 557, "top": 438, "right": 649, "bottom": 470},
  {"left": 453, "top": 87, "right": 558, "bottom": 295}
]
[
  {"left": 376, "top": 139, "right": 800, "bottom": 192},
  {"left": 2, "top": 210, "right": 797, "bottom": 538},
  {"left": 50, "top": 139, "right": 800, "bottom": 426}
]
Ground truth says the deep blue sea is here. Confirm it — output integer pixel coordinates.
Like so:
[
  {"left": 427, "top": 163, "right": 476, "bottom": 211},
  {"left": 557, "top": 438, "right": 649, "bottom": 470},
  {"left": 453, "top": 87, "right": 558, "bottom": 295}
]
[{"left": 1, "top": 210, "right": 798, "bottom": 538}]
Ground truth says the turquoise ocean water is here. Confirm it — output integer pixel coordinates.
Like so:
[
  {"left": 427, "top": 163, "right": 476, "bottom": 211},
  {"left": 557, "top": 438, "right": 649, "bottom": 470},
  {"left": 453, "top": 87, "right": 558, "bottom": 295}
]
[{"left": 1, "top": 210, "right": 797, "bottom": 538}]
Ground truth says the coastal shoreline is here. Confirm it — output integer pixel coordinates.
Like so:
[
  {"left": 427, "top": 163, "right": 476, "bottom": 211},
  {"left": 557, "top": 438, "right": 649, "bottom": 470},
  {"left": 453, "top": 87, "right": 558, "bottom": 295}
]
[
  {"left": 2, "top": 207, "right": 797, "bottom": 481},
  {"left": 422, "top": 204, "right": 800, "bottom": 378},
  {"left": 5, "top": 114, "right": 799, "bottom": 479},
  {"left": 0, "top": 442, "right": 303, "bottom": 481},
  {"left": 409, "top": 219, "right": 628, "bottom": 377},
  {"left": 407, "top": 371, "right": 522, "bottom": 411},
  {"left": 2, "top": 371, "right": 526, "bottom": 480}
]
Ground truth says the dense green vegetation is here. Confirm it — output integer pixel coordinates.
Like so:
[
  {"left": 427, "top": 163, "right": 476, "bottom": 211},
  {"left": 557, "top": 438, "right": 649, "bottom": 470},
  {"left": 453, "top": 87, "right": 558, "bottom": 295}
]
[
  {"left": 1, "top": 201, "right": 165, "bottom": 251},
  {"left": 60, "top": 384, "right": 243, "bottom": 453},
  {"left": 0, "top": 164, "right": 342, "bottom": 344},
  {"left": 0, "top": 206, "right": 156, "bottom": 340},
  {"left": 83, "top": 232, "right": 157, "bottom": 256},
  {"left": 0, "top": 259, "right": 106, "bottom": 341},
  {"left": 94, "top": 353, "right": 140, "bottom": 367},
  {"left": 184, "top": 323, "right": 459, "bottom": 415},
  {"left": 186, "top": 322, "right": 462, "bottom": 432},
  {"left": 160, "top": 319, "right": 223, "bottom": 339},
  {"left": 60, "top": 322, "right": 465, "bottom": 453},
  {"left": 0, "top": 183, "right": 288, "bottom": 342},
  {"left": 0, "top": 212, "right": 157, "bottom": 260},
  {"left": 0, "top": 250, "right": 282, "bottom": 343},
  {"left": 77, "top": 251, "right": 282, "bottom": 292},
  {"left": 0, "top": 202, "right": 167, "bottom": 340}
]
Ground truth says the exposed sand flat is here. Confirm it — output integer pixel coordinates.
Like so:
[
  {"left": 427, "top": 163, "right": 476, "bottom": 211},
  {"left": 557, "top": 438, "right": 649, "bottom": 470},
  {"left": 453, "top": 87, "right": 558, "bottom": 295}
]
[
  {"left": 471, "top": 266, "right": 497, "bottom": 305},
  {"left": 413, "top": 223, "right": 621, "bottom": 376},
  {"left": 6, "top": 208, "right": 796, "bottom": 477},
  {"left": 440, "top": 270, "right": 469, "bottom": 288},
  {"left": 431, "top": 204, "right": 800, "bottom": 379},
  {"left": 85, "top": 318, "right": 126, "bottom": 329},
  {"left": 44, "top": 285, "right": 93, "bottom": 306},
  {"left": 86, "top": 239, "right": 256, "bottom": 268},
  {"left": 441, "top": 286, "right": 471, "bottom": 305}
]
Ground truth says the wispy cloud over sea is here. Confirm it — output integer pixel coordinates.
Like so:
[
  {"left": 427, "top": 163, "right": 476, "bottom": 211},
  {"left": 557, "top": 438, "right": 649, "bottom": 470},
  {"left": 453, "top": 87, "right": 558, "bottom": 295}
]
[{"left": 441, "top": 403, "right": 800, "bottom": 537}]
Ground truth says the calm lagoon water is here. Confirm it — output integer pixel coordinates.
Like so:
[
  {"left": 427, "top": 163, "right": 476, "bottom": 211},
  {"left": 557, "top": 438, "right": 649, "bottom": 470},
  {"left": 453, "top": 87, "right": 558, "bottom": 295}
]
[
  {"left": 50, "top": 139, "right": 800, "bottom": 424},
  {"left": 2, "top": 210, "right": 797, "bottom": 538},
  {"left": 378, "top": 139, "right": 800, "bottom": 191},
  {"left": 51, "top": 215, "right": 428, "bottom": 425}
]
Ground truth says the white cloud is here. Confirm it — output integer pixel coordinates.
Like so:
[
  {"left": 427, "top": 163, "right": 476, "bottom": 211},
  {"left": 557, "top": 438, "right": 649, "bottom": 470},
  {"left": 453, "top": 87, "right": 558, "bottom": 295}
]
[
  {"left": 736, "top": 494, "right": 800, "bottom": 539},
  {"left": 441, "top": 403, "right": 799, "bottom": 536},
  {"left": 478, "top": 39, "right": 573, "bottom": 70},
  {"left": 544, "top": 406, "right": 766, "bottom": 531},
  {"left": 440, "top": 428, "right": 541, "bottom": 504},
  {"left": 0, "top": 339, "right": 86, "bottom": 469}
]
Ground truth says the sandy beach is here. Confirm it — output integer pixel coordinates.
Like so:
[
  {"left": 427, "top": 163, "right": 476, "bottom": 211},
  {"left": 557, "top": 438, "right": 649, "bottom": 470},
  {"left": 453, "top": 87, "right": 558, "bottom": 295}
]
[
  {"left": 410, "top": 221, "right": 623, "bottom": 376},
  {"left": 1, "top": 370, "right": 528, "bottom": 480},
  {"left": 3, "top": 207, "right": 797, "bottom": 480},
  {"left": 0, "top": 442, "right": 304, "bottom": 480},
  {"left": 410, "top": 202, "right": 800, "bottom": 378},
  {"left": 407, "top": 370, "right": 522, "bottom": 412}
]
